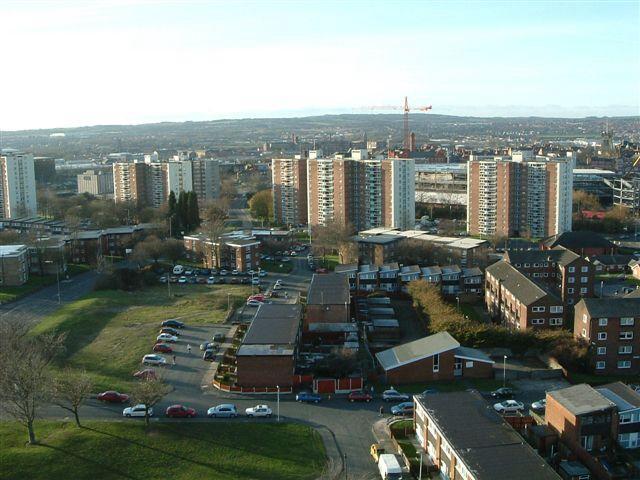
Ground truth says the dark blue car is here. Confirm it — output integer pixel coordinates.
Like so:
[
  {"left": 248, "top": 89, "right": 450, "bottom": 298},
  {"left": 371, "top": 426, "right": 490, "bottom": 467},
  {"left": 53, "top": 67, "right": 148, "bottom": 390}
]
[{"left": 295, "top": 391, "right": 322, "bottom": 403}]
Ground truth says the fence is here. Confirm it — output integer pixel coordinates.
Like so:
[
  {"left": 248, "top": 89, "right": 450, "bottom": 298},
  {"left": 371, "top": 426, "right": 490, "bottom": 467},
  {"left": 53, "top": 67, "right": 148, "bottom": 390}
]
[
  {"left": 212, "top": 379, "right": 293, "bottom": 394},
  {"left": 313, "top": 377, "right": 363, "bottom": 394}
]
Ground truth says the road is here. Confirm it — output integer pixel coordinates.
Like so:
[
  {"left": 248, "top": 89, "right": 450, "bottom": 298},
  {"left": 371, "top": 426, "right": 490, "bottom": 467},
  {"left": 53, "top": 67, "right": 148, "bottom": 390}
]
[{"left": 0, "top": 270, "right": 99, "bottom": 326}]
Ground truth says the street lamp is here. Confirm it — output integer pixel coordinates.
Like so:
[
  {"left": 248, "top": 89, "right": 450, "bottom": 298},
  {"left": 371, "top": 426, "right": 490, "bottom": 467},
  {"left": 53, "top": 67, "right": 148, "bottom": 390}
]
[
  {"left": 503, "top": 355, "right": 507, "bottom": 387},
  {"left": 455, "top": 296, "right": 460, "bottom": 310},
  {"left": 44, "top": 260, "right": 61, "bottom": 304},
  {"left": 276, "top": 385, "right": 280, "bottom": 422},
  {"left": 227, "top": 292, "right": 231, "bottom": 311}
]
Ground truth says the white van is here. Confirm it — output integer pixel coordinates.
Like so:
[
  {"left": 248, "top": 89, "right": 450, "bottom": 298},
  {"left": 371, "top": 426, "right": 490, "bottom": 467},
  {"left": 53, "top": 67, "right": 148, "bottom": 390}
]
[
  {"left": 172, "top": 265, "right": 184, "bottom": 275},
  {"left": 378, "top": 454, "right": 403, "bottom": 480}
]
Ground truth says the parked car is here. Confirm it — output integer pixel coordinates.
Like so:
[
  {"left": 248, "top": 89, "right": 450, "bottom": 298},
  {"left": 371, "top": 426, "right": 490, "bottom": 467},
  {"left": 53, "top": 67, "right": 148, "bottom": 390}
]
[
  {"left": 370, "top": 443, "right": 386, "bottom": 463},
  {"left": 212, "top": 333, "right": 225, "bottom": 343},
  {"left": 390, "top": 401, "right": 414, "bottom": 416},
  {"left": 98, "top": 391, "right": 130, "bottom": 403},
  {"left": 200, "top": 342, "right": 214, "bottom": 351},
  {"left": 493, "top": 400, "right": 525, "bottom": 414},
  {"left": 248, "top": 294, "right": 265, "bottom": 302},
  {"left": 230, "top": 277, "right": 240, "bottom": 284},
  {"left": 172, "top": 265, "right": 184, "bottom": 275},
  {"left": 348, "top": 390, "right": 372, "bottom": 403},
  {"left": 188, "top": 276, "right": 197, "bottom": 284},
  {"left": 142, "top": 354, "right": 167, "bottom": 366},
  {"left": 184, "top": 269, "right": 193, "bottom": 276},
  {"left": 203, "top": 349, "right": 216, "bottom": 361},
  {"left": 217, "top": 277, "right": 226, "bottom": 284},
  {"left": 207, "top": 404, "right": 238, "bottom": 418},
  {"left": 245, "top": 404, "right": 272, "bottom": 417},
  {"left": 241, "top": 278, "right": 250, "bottom": 284},
  {"left": 159, "top": 327, "right": 180, "bottom": 336},
  {"left": 178, "top": 276, "right": 187, "bottom": 284},
  {"left": 296, "top": 391, "right": 322, "bottom": 403},
  {"left": 159, "top": 276, "right": 167, "bottom": 284},
  {"left": 491, "top": 387, "right": 514, "bottom": 398},
  {"left": 232, "top": 269, "right": 239, "bottom": 275},
  {"left": 197, "top": 277, "right": 207, "bottom": 284},
  {"left": 165, "top": 404, "right": 197, "bottom": 418},
  {"left": 161, "top": 319, "right": 185, "bottom": 329},
  {"left": 316, "top": 268, "right": 328, "bottom": 274},
  {"left": 123, "top": 404, "right": 153, "bottom": 417},
  {"left": 259, "top": 270, "right": 267, "bottom": 277},
  {"left": 219, "top": 269, "right": 228, "bottom": 276},
  {"left": 531, "top": 399, "right": 547, "bottom": 412},
  {"left": 156, "top": 333, "right": 178, "bottom": 343},
  {"left": 251, "top": 278, "right": 260, "bottom": 285},
  {"left": 207, "top": 276, "right": 216, "bottom": 284},
  {"left": 382, "top": 389, "right": 410, "bottom": 402},
  {"left": 153, "top": 342, "right": 173, "bottom": 353},
  {"left": 133, "top": 368, "right": 156, "bottom": 380},
  {"left": 421, "top": 389, "right": 439, "bottom": 395},
  {"left": 246, "top": 299, "right": 263, "bottom": 307}
]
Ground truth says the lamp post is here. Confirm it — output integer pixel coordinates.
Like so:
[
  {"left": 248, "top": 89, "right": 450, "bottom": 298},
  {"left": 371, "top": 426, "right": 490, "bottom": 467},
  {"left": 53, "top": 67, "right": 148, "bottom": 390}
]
[
  {"left": 456, "top": 296, "right": 460, "bottom": 310},
  {"left": 276, "top": 385, "right": 280, "bottom": 422},
  {"left": 44, "top": 260, "right": 61, "bottom": 304},
  {"left": 503, "top": 355, "right": 507, "bottom": 387},
  {"left": 419, "top": 451, "right": 423, "bottom": 480},
  {"left": 600, "top": 280, "right": 604, "bottom": 297},
  {"left": 227, "top": 292, "right": 231, "bottom": 311}
]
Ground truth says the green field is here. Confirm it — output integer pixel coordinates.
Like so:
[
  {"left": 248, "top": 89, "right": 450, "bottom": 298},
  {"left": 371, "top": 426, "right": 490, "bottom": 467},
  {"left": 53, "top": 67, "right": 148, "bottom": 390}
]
[
  {"left": 32, "top": 285, "right": 250, "bottom": 391},
  {"left": 0, "top": 421, "right": 325, "bottom": 480},
  {"left": 0, "top": 264, "right": 91, "bottom": 304}
]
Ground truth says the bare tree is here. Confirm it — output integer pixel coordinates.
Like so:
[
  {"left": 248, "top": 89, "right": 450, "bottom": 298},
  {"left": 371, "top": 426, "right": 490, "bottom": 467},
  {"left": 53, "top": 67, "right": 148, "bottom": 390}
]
[
  {"left": 53, "top": 369, "right": 93, "bottom": 427},
  {"left": 130, "top": 377, "right": 167, "bottom": 426},
  {"left": 201, "top": 201, "right": 229, "bottom": 269},
  {"left": 163, "top": 238, "right": 185, "bottom": 266},
  {"left": 0, "top": 324, "right": 66, "bottom": 444},
  {"left": 312, "top": 221, "right": 355, "bottom": 263}
]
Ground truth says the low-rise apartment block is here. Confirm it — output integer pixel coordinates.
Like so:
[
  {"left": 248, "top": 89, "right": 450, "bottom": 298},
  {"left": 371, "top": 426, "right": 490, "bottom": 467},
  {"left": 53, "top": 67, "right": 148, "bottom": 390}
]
[
  {"left": 183, "top": 231, "right": 261, "bottom": 272},
  {"left": 414, "top": 390, "right": 560, "bottom": 480},
  {"left": 597, "top": 382, "right": 640, "bottom": 450},
  {"left": 574, "top": 298, "right": 639, "bottom": 376},
  {"left": 0, "top": 245, "right": 30, "bottom": 286}
]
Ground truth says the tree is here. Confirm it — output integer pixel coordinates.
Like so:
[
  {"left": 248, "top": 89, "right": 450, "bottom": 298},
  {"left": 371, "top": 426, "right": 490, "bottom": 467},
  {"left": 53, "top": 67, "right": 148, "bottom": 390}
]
[
  {"left": 248, "top": 189, "right": 273, "bottom": 225},
  {"left": 187, "top": 191, "right": 200, "bottom": 231},
  {"left": 0, "top": 324, "right": 66, "bottom": 444},
  {"left": 132, "top": 235, "right": 164, "bottom": 265},
  {"left": 53, "top": 369, "right": 93, "bottom": 427},
  {"left": 573, "top": 190, "right": 602, "bottom": 214},
  {"left": 201, "top": 201, "right": 229, "bottom": 268},
  {"left": 130, "top": 377, "right": 167, "bottom": 426},
  {"left": 163, "top": 238, "right": 185, "bottom": 266},
  {"left": 177, "top": 191, "right": 189, "bottom": 232},
  {"left": 312, "top": 221, "right": 355, "bottom": 263},
  {"left": 167, "top": 191, "right": 179, "bottom": 237}
]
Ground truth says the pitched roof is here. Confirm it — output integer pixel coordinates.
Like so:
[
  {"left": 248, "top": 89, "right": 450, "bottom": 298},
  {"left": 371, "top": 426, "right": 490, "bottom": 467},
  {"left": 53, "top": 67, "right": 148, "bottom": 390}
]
[
  {"left": 485, "top": 261, "right": 556, "bottom": 305},
  {"left": 590, "top": 254, "right": 634, "bottom": 265},
  {"left": 334, "top": 263, "right": 358, "bottom": 273},
  {"left": 597, "top": 382, "right": 640, "bottom": 411},
  {"left": 454, "top": 346, "right": 494, "bottom": 364},
  {"left": 238, "top": 304, "right": 301, "bottom": 356},
  {"left": 307, "top": 273, "right": 350, "bottom": 305},
  {"left": 547, "top": 384, "right": 615, "bottom": 416},
  {"left": 576, "top": 297, "right": 640, "bottom": 318},
  {"left": 375, "top": 331, "right": 459, "bottom": 371},
  {"left": 543, "top": 231, "right": 614, "bottom": 250},
  {"left": 506, "top": 246, "right": 580, "bottom": 267},
  {"left": 415, "top": 391, "right": 560, "bottom": 480}
]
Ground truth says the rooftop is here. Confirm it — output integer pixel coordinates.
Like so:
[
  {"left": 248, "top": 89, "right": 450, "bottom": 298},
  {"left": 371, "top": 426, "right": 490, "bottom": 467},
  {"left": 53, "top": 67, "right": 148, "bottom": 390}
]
[
  {"left": 376, "top": 331, "right": 459, "bottom": 371},
  {"left": 505, "top": 246, "right": 580, "bottom": 268},
  {"left": 415, "top": 391, "right": 560, "bottom": 480},
  {"left": 597, "top": 382, "right": 640, "bottom": 411},
  {"left": 334, "top": 263, "right": 358, "bottom": 274},
  {"left": 547, "top": 384, "right": 615, "bottom": 416},
  {"left": 486, "top": 260, "right": 557, "bottom": 306},
  {"left": 240, "top": 304, "right": 301, "bottom": 347},
  {"left": 577, "top": 297, "right": 640, "bottom": 318},
  {"left": 307, "top": 273, "right": 350, "bottom": 305},
  {"left": 542, "top": 231, "right": 614, "bottom": 250},
  {"left": 0, "top": 244, "right": 27, "bottom": 256}
]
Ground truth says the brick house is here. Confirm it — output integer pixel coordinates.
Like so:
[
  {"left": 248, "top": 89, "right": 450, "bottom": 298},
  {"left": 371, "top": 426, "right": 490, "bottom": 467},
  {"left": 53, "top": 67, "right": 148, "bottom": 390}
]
[
  {"left": 0, "top": 245, "right": 30, "bottom": 286},
  {"left": 574, "top": 298, "right": 639, "bottom": 376},
  {"left": 587, "top": 254, "right": 634, "bottom": 274},
  {"left": 352, "top": 233, "right": 401, "bottom": 265},
  {"left": 596, "top": 382, "right": 640, "bottom": 450},
  {"left": 546, "top": 384, "right": 618, "bottom": 480},
  {"left": 414, "top": 391, "right": 560, "bottom": 480},
  {"left": 334, "top": 263, "right": 358, "bottom": 291},
  {"left": 375, "top": 331, "right": 494, "bottom": 384},
  {"left": 236, "top": 304, "right": 301, "bottom": 388},
  {"left": 485, "top": 260, "right": 566, "bottom": 330},
  {"left": 304, "top": 273, "right": 351, "bottom": 342},
  {"left": 183, "top": 232, "right": 261, "bottom": 272},
  {"left": 541, "top": 231, "right": 616, "bottom": 257}
]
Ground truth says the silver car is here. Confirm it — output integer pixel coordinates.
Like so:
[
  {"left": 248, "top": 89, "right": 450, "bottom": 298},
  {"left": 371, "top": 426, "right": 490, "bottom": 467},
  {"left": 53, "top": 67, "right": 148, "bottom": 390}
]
[{"left": 207, "top": 404, "right": 238, "bottom": 418}]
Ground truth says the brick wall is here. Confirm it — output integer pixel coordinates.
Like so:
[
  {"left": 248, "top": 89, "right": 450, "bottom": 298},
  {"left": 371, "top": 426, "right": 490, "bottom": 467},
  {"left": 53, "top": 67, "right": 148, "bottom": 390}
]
[{"left": 236, "top": 355, "right": 295, "bottom": 388}]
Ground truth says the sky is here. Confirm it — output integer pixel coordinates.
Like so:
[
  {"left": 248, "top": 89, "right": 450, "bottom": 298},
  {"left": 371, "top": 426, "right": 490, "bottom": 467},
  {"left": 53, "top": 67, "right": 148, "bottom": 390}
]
[{"left": 1, "top": 0, "right": 639, "bottom": 130}]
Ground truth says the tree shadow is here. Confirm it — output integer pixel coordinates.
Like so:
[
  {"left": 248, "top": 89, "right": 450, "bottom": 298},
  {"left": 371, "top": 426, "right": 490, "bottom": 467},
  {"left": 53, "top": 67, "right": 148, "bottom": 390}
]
[{"left": 39, "top": 442, "right": 139, "bottom": 479}]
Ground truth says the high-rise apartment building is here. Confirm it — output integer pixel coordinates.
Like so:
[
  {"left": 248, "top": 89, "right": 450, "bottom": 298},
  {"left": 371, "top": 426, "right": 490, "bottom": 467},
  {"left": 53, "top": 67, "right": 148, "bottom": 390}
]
[
  {"left": 77, "top": 170, "right": 114, "bottom": 196},
  {"left": 272, "top": 155, "right": 308, "bottom": 226},
  {"left": 467, "top": 153, "right": 573, "bottom": 238},
  {"left": 0, "top": 149, "right": 37, "bottom": 218},
  {"left": 113, "top": 159, "right": 219, "bottom": 207},
  {"left": 382, "top": 158, "right": 415, "bottom": 230}
]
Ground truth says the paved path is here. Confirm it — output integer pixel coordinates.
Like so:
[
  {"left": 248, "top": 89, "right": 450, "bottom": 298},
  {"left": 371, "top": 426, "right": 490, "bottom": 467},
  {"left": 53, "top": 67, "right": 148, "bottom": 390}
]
[{"left": 0, "top": 271, "right": 98, "bottom": 326}]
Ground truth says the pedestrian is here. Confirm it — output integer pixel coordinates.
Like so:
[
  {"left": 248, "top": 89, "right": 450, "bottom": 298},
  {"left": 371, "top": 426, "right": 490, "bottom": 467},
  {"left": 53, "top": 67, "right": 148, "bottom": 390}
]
[
  {"left": 172, "top": 355, "right": 176, "bottom": 366},
  {"left": 187, "top": 344, "right": 192, "bottom": 354},
  {"left": 379, "top": 405, "right": 384, "bottom": 416}
]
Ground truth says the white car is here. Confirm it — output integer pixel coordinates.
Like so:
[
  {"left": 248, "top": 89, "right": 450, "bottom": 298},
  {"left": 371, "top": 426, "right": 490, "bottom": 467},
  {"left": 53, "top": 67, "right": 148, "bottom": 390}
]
[
  {"left": 232, "top": 269, "right": 239, "bottom": 275},
  {"left": 493, "top": 400, "right": 525, "bottom": 414},
  {"left": 275, "top": 279, "right": 283, "bottom": 285},
  {"left": 245, "top": 404, "right": 272, "bottom": 417},
  {"left": 142, "top": 354, "right": 167, "bottom": 366},
  {"left": 246, "top": 299, "right": 263, "bottom": 307},
  {"left": 219, "top": 269, "right": 228, "bottom": 276},
  {"left": 156, "top": 333, "right": 178, "bottom": 343},
  {"left": 178, "top": 276, "right": 187, "bottom": 284},
  {"left": 259, "top": 270, "right": 267, "bottom": 277},
  {"left": 247, "top": 270, "right": 255, "bottom": 276},
  {"left": 172, "top": 265, "right": 184, "bottom": 275},
  {"left": 207, "top": 276, "right": 215, "bottom": 285},
  {"left": 531, "top": 399, "right": 547, "bottom": 412},
  {"left": 251, "top": 278, "right": 260, "bottom": 286},
  {"left": 123, "top": 404, "right": 154, "bottom": 418}
]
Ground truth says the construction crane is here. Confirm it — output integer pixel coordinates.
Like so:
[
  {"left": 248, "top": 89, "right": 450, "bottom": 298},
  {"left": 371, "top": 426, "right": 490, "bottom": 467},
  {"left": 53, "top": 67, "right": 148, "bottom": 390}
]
[{"left": 368, "top": 97, "right": 432, "bottom": 150}]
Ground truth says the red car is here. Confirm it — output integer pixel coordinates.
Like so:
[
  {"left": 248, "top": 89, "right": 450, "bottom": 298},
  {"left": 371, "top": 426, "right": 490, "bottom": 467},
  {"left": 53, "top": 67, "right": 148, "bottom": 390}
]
[
  {"left": 316, "top": 267, "right": 328, "bottom": 274},
  {"left": 97, "top": 391, "right": 130, "bottom": 403},
  {"left": 133, "top": 368, "right": 156, "bottom": 380},
  {"left": 165, "top": 404, "right": 197, "bottom": 418},
  {"left": 153, "top": 342, "right": 173, "bottom": 353},
  {"left": 348, "top": 390, "right": 373, "bottom": 403}
]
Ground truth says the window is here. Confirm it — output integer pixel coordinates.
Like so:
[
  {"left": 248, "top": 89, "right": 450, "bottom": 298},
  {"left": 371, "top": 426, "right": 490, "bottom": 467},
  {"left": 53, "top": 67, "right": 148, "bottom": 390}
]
[
  {"left": 568, "top": 277, "right": 575, "bottom": 283},
  {"left": 524, "top": 263, "right": 530, "bottom": 268},
  {"left": 581, "top": 266, "right": 589, "bottom": 272},
  {"left": 532, "top": 306, "right": 546, "bottom": 312},
  {"left": 620, "top": 332, "right": 634, "bottom": 340},
  {"left": 433, "top": 353, "right": 439, "bottom": 373},
  {"left": 580, "top": 288, "right": 588, "bottom": 294},
  {"left": 568, "top": 266, "right": 576, "bottom": 273},
  {"left": 581, "top": 276, "right": 588, "bottom": 283},
  {"left": 550, "top": 306, "right": 563, "bottom": 313},
  {"left": 550, "top": 318, "right": 563, "bottom": 326},
  {"left": 596, "top": 361, "right": 606, "bottom": 370},
  {"left": 581, "top": 435, "right": 594, "bottom": 451},
  {"left": 597, "top": 347, "right": 606, "bottom": 355},
  {"left": 582, "top": 328, "right": 587, "bottom": 338},
  {"left": 617, "top": 360, "right": 631, "bottom": 369},
  {"left": 599, "top": 318, "right": 608, "bottom": 326},
  {"left": 531, "top": 318, "right": 545, "bottom": 325},
  {"left": 621, "top": 317, "right": 635, "bottom": 326},
  {"left": 618, "top": 345, "right": 632, "bottom": 354},
  {"left": 598, "top": 332, "right": 607, "bottom": 340},
  {"left": 568, "top": 287, "right": 575, "bottom": 294},
  {"left": 619, "top": 414, "right": 632, "bottom": 424}
]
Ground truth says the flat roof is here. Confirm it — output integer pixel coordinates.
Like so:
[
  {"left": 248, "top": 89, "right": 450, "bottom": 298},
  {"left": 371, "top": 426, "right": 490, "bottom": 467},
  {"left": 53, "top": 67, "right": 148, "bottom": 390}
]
[
  {"left": 0, "top": 244, "right": 27, "bottom": 256},
  {"left": 597, "top": 382, "right": 640, "bottom": 411},
  {"left": 240, "top": 304, "right": 301, "bottom": 351},
  {"left": 547, "top": 384, "right": 615, "bottom": 416},
  {"left": 307, "top": 273, "right": 350, "bottom": 305},
  {"left": 376, "top": 331, "right": 459, "bottom": 371},
  {"left": 415, "top": 391, "right": 560, "bottom": 480}
]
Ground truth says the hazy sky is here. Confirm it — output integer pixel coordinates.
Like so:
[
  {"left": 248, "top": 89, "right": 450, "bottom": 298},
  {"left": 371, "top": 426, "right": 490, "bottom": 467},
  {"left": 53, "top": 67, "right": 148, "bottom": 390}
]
[{"left": 1, "top": 0, "right": 639, "bottom": 130}]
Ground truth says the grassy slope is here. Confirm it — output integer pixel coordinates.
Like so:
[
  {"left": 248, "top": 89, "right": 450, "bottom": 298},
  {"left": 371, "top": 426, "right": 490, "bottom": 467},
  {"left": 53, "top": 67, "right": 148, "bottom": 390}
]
[
  {"left": 32, "top": 285, "right": 250, "bottom": 391},
  {"left": 0, "top": 264, "right": 91, "bottom": 304},
  {"left": 0, "top": 421, "right": 325, "bottom": 480}
]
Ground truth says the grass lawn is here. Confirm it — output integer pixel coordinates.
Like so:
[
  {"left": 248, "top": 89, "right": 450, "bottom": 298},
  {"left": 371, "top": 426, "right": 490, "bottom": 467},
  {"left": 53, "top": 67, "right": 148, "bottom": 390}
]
[
  {"left": 31, "top": 285, "right": 250, "bottom": 392},
  {"left": 0, "top": 421, "right": 325, "bottom": 480},
  {"left": 260, "top": 259, "right": 293, "bottom": 273},
  {"left": 459, "top": 304, "right": 487, "bottom": 323},
  {"left": 317, "top": 254, "right": 340, "bottom": 271},
  {"left": 0, "top": 264, "right": 92, "bottom": 304}
]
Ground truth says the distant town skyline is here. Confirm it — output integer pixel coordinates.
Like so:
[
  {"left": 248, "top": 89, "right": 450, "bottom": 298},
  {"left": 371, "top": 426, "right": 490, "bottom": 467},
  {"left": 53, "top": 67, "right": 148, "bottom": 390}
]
[{"left": 1, "top": 0, "right": 638, "bottom": 130}]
